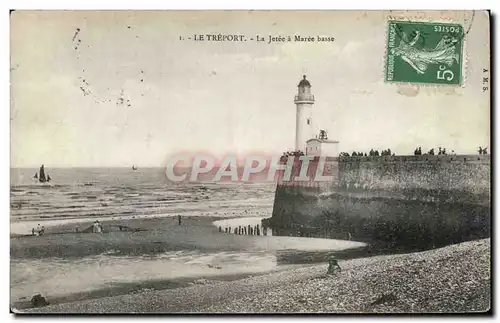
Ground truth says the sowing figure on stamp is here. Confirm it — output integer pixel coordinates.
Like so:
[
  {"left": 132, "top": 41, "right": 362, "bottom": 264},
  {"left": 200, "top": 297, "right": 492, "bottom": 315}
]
[{"left": 391, "top": 30, "right": 460, "bottom": 75}]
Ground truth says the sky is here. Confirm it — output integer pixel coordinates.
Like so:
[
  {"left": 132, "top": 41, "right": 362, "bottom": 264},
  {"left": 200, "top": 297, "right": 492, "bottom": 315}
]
[{"left": 10, "top": 10, "right": 490, "bottom": 167}]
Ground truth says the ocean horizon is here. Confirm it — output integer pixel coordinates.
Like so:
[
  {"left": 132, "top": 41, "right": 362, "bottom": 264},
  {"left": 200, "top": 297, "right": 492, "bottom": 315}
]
[{"left": 10, "top": 167, "right": 275, "bottom": 233}]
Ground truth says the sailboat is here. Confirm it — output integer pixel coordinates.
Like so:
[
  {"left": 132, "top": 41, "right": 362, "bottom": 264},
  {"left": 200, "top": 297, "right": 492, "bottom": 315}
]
[
  {"left": 34, "top": 164, "right": 51, "bottom": 183},
  {"left": 132, "top": 164, "right": 138, "bottom": 171}
]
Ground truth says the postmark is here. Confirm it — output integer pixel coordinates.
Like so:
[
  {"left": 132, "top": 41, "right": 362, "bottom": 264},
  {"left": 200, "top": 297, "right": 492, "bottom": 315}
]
[{"left": 385, "top": 21, "right": 465, "bottom": 85}]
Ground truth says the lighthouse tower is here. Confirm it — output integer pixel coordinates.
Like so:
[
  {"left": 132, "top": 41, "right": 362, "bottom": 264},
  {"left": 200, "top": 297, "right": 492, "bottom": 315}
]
[{"left": 294, "top": 75, "right": 315, "bottom": 151}]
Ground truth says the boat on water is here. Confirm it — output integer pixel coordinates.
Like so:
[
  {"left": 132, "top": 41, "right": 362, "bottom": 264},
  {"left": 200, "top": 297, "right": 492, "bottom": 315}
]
[
  {"left": 33, "top": 164, "right": 51, "bottom": 183},
  {"left": 132, "top": 164, "right": 138, "bottom": 171}
]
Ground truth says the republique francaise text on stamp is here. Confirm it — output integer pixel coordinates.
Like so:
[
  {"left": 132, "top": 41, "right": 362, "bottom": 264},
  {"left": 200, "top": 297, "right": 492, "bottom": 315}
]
[{"left": 385, "top": 21, "right": 464, "bottom": 85}]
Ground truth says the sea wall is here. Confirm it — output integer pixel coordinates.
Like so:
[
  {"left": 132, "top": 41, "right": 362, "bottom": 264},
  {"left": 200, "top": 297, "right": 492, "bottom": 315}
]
[
  {"left": 269, "top": 155, "right": 491, "bottom": 251},
  {"left": 338, "top": 155, "right": 490, "bottom": 201}
]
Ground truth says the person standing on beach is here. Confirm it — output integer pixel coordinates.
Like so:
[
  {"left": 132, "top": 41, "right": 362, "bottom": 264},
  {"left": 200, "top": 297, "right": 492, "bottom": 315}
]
[
  {"left": 95, "top": 221, "right": 102, "bottom": 233},
  {"left": 92, "top": 220, "right": 103, "bottom": 233},
  {"left": 178, "top": 215, "right": 182, "bottom": 226}
]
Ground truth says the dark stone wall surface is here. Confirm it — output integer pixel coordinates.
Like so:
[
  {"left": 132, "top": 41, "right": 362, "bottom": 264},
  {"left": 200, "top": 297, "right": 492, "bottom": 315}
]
[{"left": 269, "top": 155, "right": 491, "bottom": 252}]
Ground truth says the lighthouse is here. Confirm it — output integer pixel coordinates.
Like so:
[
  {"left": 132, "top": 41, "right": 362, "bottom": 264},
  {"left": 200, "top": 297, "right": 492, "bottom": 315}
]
[{"left": 294, "top": 75, "right": 315, "bottom": 151}]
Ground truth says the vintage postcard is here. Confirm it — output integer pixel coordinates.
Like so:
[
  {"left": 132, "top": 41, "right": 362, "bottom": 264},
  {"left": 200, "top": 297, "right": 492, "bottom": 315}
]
[{"left": 10, "top": 10, "right": 490, "bottom": 314}]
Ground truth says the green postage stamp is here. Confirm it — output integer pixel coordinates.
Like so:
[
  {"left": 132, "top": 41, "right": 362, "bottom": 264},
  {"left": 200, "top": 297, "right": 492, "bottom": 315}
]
[{"left": 385, "top": 21, "right": 465, "bottom": 85}]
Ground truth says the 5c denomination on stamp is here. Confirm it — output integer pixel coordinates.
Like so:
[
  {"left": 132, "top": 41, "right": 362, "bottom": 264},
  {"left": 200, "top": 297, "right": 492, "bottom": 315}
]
[{"left": 385, "top": 21, "right": 464, "bottom": 85}]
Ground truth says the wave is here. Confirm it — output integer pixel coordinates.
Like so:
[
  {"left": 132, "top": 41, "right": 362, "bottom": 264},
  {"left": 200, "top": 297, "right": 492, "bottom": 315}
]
[
  {"left": 10, "top": 181, "right": 275, "bottom": 225},
  {"left": 10, "top": 184, "right": 70, "bottom": 189}
]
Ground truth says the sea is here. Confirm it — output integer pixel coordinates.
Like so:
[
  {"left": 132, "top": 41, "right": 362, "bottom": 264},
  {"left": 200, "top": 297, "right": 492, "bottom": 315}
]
[
  {"left": 10, "top": 167, "right": 278, "bottom": 304},
  {"left": 10, "top": 167, "right": 276, "bottom": 232}
]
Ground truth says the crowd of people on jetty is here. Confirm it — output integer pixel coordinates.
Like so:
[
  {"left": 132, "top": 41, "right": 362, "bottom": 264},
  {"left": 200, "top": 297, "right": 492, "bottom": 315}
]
[
  {"left": 340, "top": 149, "right": 395, "bottom": 157},
  {"left": 280, "top": 150, "right": 305, "bottom": 162},
  {"left": 413, "top": 146, "right": 455, "bottom": 155},
  {"left": 339, "top": 146, "right": 489, "bottom": 157}
]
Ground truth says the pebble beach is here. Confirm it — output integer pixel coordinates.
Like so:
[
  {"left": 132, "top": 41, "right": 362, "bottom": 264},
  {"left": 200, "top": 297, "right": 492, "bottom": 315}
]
[{"left": 20, "top": 238, "right": 490, "bottom": 314}]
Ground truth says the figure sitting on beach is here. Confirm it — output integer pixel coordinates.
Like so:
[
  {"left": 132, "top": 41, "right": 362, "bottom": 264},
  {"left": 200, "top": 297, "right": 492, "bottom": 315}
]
[
  {"left": 326, "top": 258, "right": 341, "bottom": 275},
  {"left": 31, "top": 294, "right": 49, "bottom": 307}
]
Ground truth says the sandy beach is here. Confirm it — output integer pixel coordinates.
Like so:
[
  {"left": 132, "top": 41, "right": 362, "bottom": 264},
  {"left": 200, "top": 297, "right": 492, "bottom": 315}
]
[
  {"left": 10, "top": 214, "right": 367, "bottom": 310},
  {"left": 11, "top": 216, "right": 367, "bottom": 258},
  {"left": 19, "top": 238, "right": 490, "bottom": 313}
]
